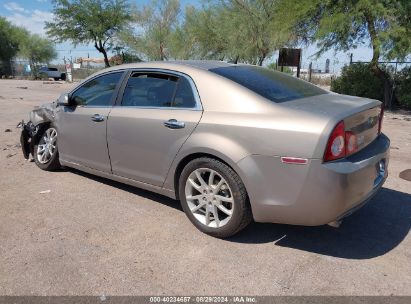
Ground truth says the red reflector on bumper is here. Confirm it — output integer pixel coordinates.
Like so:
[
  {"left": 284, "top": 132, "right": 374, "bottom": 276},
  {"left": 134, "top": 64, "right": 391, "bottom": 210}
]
[{"left": 281, "top": 157, "right": 308, "bottom": 165}]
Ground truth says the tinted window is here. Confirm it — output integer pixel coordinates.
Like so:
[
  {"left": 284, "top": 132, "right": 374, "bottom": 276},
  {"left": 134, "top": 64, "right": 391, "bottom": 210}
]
[
  {"left": 122, "top": 73, "right": 196, "bottom": 108},
  {"left": 72, "top": 72, "right": 123, "bottom": 106},
  {"left": 210, "top": 66, "right": 327, "bottom": 102},
  {"left": 48, "top": 68, "right": 58, "bottom": 71},
  {"left": 172, "top": 77, "right": 196, "bottom": 108}
]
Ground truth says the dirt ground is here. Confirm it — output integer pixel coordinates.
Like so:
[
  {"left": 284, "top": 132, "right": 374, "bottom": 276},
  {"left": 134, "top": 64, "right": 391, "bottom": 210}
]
[{"left": 0, "top": 79, "right": 410, "bottom": 296}]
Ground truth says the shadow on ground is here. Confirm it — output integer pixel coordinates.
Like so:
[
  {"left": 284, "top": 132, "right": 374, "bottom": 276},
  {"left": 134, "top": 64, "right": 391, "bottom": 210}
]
[
  {"left": 231, "top": 188, "right": 411, "bottom": 259},
  {"left": 69, "top": 168, "right": 183, "bottom": 212},
  {"left": 69, "top": 168, "right": 410, "bottom": 260}
]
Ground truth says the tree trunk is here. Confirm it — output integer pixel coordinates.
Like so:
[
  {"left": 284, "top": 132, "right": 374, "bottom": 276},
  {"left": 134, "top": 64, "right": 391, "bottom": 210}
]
[
  {"left": 370, "top": 64, "right": 391, "bottom": 108},
  {"left": 160, "top": 42, "right": 166, "bottom": 61},
  {"left": 364, "top": 10, "right": 392, "bottom": 108},
  {"left": 258, "top": 50, "right": 268, "bottom": 66},
  {"left": 94, "top": 39, "right": 110, "bottom": 68},
  {"left": 100, "top": 47, "right": 110, "bottom": 68}
]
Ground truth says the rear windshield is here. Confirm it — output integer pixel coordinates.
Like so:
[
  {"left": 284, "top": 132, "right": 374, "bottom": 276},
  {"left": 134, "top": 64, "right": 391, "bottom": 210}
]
[{"left": 209, "top": 65, "right": 327, "bottom": 102}]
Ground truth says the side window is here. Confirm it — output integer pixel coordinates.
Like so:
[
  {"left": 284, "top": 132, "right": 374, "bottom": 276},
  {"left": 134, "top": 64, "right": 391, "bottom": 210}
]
[
  {"left": 71, "top": 72, "right": 123, "bottom": 106},
  {"left": 172, "top": 77, "right": 196, "bottom": 108},
  {"left": 122, "top": 73, "right": 178, "bottom": 107}
]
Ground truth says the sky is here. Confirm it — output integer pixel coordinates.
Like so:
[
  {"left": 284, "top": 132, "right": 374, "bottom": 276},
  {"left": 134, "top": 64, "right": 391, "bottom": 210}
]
[{"left": 1, "top": 0, "right": 376, "bottom": 73}]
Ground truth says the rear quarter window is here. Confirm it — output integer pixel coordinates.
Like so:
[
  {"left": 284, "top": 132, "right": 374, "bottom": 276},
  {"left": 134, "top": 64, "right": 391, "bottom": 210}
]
[{"left": 209, "top": 65, "right": 327, "bottom": 102}]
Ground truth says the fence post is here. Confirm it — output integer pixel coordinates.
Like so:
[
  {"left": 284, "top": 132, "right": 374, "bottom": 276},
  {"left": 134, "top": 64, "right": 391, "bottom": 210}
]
[
  {"left": 389, "top": 62, "right": 398, "bottom": 110},
  {"left": 308, "top": 62, "right": 312, "bottom": 82}
]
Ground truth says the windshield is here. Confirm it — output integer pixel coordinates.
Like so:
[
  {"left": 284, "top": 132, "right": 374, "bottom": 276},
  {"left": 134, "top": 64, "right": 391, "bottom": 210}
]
[{"left": 209, "top": 65, "right": 327, "bottom": 102}]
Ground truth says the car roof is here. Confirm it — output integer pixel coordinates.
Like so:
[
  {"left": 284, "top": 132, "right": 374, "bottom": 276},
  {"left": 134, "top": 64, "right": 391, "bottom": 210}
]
[{"left": 100, "top": 60, "right": 235, "bottom": 75}]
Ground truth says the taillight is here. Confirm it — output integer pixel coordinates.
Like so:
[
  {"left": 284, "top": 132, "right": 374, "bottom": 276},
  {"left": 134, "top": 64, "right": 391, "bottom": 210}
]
[
  {"left": 378, "top": 104, "right": 384, "bottom": 134},
  {"left": 324, "top": 121, "right": 346, "bottom": 161},
  {"left": 324, "top": 120, "right": 362, "bottom": 161},
  {"left": 345, "top": 131, "right": 358, "bottom": 155}
]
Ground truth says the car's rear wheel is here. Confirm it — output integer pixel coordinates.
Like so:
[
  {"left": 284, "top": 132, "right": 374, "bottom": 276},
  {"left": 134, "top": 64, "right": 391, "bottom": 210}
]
[
  {"left": 33, "top": 126, "right": 61, "bottom": 171},
  {"left": 179, "top": 157, "right": 252, "bottom": 238}
]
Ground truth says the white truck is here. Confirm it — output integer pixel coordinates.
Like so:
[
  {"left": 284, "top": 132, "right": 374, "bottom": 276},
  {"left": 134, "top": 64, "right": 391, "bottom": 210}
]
[{"left": 38, "top": 67, "right": 66, "bottom": 81}]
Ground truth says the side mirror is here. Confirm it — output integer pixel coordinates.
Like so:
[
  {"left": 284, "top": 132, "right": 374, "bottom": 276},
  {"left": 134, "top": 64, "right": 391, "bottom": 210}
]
[{"left": 57, "top": 94, "right": 74, "bottom": 106}]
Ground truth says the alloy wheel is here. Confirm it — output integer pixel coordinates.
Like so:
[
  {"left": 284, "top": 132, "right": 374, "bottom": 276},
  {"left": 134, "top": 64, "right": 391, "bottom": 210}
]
[
  {"left": 36, "top": 128, "right": 57, "bottom": 164},
  {"left": 185, "top": 168, "right": 234, "bottom": 228}
]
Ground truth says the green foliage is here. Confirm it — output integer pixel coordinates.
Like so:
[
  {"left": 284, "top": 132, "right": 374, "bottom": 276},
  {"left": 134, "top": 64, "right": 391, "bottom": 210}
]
[
  {"left": 395, "top": 67, "right": 411, "bottom": 108},
  {"left": 173, "top": 4, "right": 229, "bottom": 60},
  {"left": 0, "top": 17, "right": 56, "bottom": 77},
  {"left": 171, "top": 0, "right": 292, "bottom": 65},
  {"left": 120, "top": 0, "right": 294, "bottom": 64},
  {"left": 277, "top": 0, "right": 411, "bottom": 61},
  {"left": 0, "top": 17, "right": 28, "bottom": 75},
  {"left": 120, "top": 0, "right": 180, "bottom": 61},
  {"left": 19, "top": 34, "right": 57, "bottom": 66},
  {"left": 276, "top": 0, "right": 411, "bottom": 106},
  {"left": 19, "top": 34, "right": 57, "bottom": 78},
  {"left": 0, "top": 17, "right": 20, "bottom": 62},
  {"left": 46, "top": 0, "right": 133, "bottom": 67},
  {"left": 332, "top": 63, "right": 411, "bottom": 109},
  {"left": 331, "top": 64, "right": 384, "bottom": 101}
]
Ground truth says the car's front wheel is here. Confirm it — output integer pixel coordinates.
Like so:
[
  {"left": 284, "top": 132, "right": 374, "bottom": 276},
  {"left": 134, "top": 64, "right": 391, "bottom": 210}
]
[
  {"left": 33, "top": 126, "right": 61, "bottom": 171},
  {"left": 179, "top": 157, "right": 252, "bottom": 238}
]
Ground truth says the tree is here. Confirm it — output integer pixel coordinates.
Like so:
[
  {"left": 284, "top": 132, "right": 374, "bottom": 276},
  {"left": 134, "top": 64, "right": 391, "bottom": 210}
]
[
  {"left": 18, "top": 33, "right": 57, "bottom": 77},
  {"left": 173, "top": 4, "right": 229, "bottom": 61},
  {"left": 0, "top": 17, "right": 27, "bottom": 75},
  {"left": 173, "top": 0, "right": 292, "bottom": 65},
  {"left": 46, "top": 0, "right": 133, "bottom": 67},
  {"left": 120, "top": 0, "right": 180, "bottom": 61},
  {"left": 277, "top": 0, "right": 411, "bottom": 106},
  {"left": 224, "top": 0, "right": 291, "bottom": 65}
]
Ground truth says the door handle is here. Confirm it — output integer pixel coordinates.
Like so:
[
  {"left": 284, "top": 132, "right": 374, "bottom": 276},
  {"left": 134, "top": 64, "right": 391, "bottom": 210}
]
[
  {"left": 163, "top": 119, "right": 185, "bottom": 129},
  {"left": 91, "top": 114, "right": 104, "bottom": 122}
]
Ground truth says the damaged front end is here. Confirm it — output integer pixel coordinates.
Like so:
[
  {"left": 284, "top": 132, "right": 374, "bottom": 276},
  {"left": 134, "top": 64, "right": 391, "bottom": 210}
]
[{"left": 17, "top": 103, "right": 56, "bottom": 160}]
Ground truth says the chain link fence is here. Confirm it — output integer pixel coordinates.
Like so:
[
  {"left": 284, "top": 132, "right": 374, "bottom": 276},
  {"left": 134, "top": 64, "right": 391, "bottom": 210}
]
[{"left": 4, "top": 60, "right": 105, "bottom": 81}]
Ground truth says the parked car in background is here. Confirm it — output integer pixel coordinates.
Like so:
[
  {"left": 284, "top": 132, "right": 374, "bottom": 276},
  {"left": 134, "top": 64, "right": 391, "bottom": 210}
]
[
  {"left": 19, "top": 61, "right": 389, "bottom": 238},
  {"left": 39, "top": 66, "right": 66, "bottom": 81}
]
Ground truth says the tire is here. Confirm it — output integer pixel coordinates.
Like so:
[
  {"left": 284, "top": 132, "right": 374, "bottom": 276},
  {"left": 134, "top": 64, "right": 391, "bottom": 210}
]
[
  {"left": 54, "top": 77, "right": 59, "bottom": 81},
  {"left": 179, "top": 157, "right": 252, "bottom": 238},
  {"left": 33, "top": 126, "right": 61, "bottom": 171}
]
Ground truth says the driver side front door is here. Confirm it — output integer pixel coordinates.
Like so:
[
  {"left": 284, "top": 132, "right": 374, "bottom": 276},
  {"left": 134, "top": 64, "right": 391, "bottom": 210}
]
[{"left": 57, "top": 71, "right": 125, "bottom": 173}]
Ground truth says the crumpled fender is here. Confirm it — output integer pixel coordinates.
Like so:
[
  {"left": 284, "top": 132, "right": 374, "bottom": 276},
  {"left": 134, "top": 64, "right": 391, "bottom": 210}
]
[
  {"left": 18, "top": 103, "right": 56, "bottom": 159},
  {"left": 28, "top": 103, "right": 56, "bottom": 126}
]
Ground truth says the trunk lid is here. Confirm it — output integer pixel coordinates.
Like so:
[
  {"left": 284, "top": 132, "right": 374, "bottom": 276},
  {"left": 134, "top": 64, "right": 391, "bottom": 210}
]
[
  {"left": 343, "top": 106, "right": 381, "bottom": 153},
  {"left": 280, "top": 92, "right": 382, "bottom": 155}
]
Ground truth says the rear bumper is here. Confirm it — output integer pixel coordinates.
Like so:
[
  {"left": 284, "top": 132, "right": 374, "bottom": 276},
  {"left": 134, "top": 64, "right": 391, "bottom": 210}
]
[{"left": 236, "top": 133, "right": 390, "bottom": 226}]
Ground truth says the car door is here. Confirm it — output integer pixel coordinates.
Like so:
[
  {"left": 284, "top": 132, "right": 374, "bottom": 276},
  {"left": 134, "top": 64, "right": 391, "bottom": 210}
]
[
  {"left": 107, "top": 70, "right": 202, "bottom": 187},
  {"left": 57, "top": 71, "right": 125, "bottom": 172}
]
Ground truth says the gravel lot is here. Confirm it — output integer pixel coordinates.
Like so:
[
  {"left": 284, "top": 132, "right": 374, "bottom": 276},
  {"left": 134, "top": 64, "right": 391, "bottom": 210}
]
[{"left": 0, "top": 79, "right": 410, "bottom": 296}]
